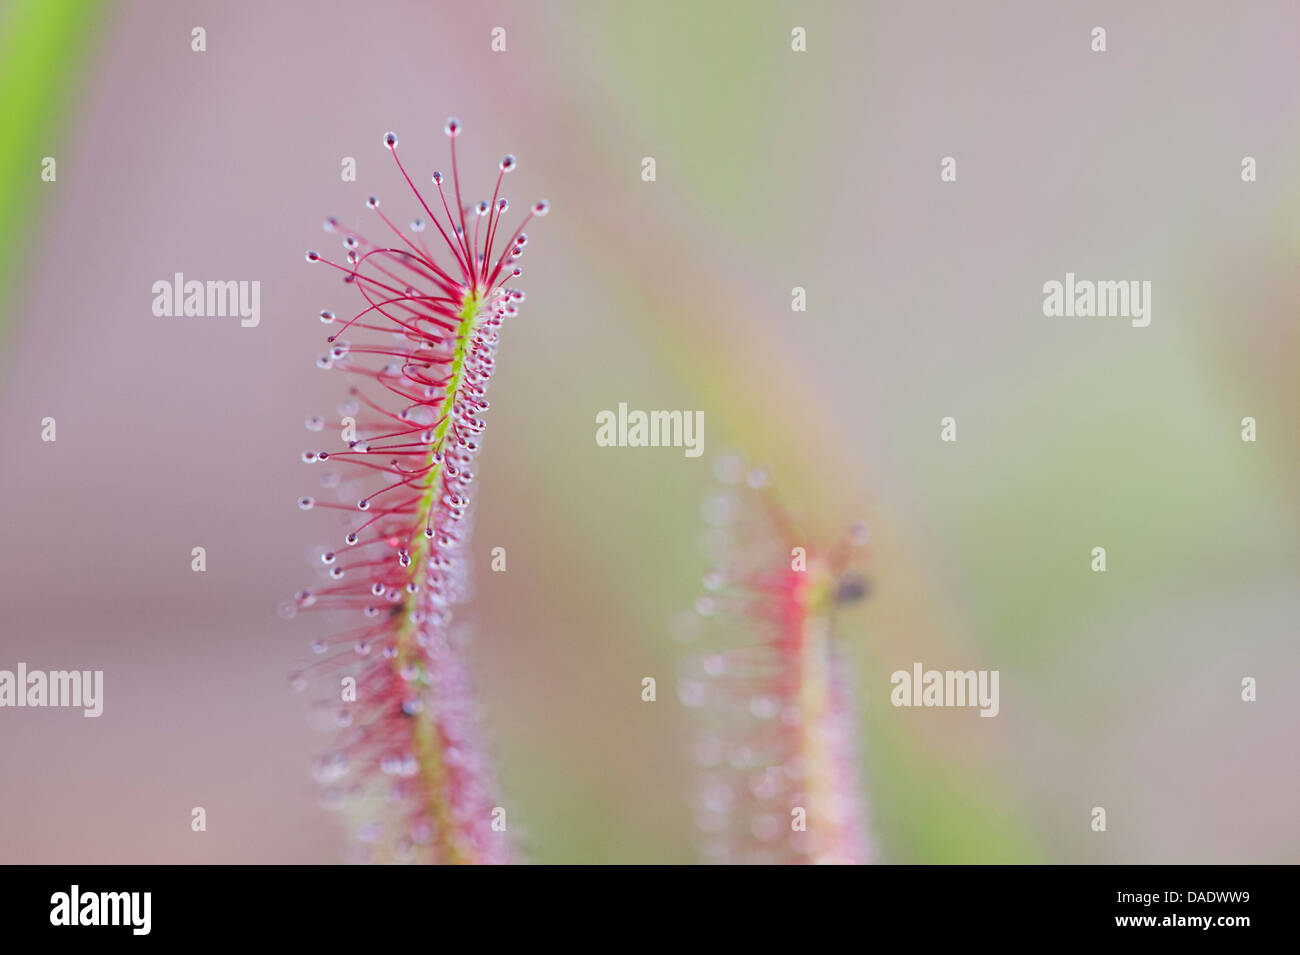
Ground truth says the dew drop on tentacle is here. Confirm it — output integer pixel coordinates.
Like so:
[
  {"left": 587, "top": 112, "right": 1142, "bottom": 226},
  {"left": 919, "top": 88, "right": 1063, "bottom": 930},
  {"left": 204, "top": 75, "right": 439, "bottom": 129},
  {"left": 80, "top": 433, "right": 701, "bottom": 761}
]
[
  {"left": 312, "top": 753, "right": 349, "bottom": 784},
  {"left": 713, "top": 453, "right": 745, "bottom": 485},
  {"left": 500, "top": 154, "right": 516, "bottom": 172},
  {"left": 444, "top": 117, "right": 461, "bottom": 137},
  {"left": 432, "top": 171, "right": 443, "bottom": 185},
  {"left": 384, "top": 131, "right": 398, "bottom": 150},
  {"left": 319, "top": 310, "right": 335, "bottom": 324},
  {"left": 533, "top": 199, "right": 550, "bottom": 215},
  {"left": 698, "top": 656, "right": 728, "bottom": 683},
  {"left": 701, "top": 492, "right": 741, "bottom": 527},
  {"left": 305, "top": 415, "right": 324, "bottom": 431},
  {"left": 298, "top": 496, "right": 315, "bottom": 510},
  {"left": 476, "top": 201, "right": 490, "bottom": 217},
  {"left": 401, "top": 405, "right": 437, "bottom": 426},
  {"left": 410, "top": 218, "right": 424, "bottom": 232},
  {"left": 305, "top": 250, "right": 320, "bottom": 262},
  {"left": 323, "top": 217, "right": 339, "bottom": 233},
  {"left": 678, "top": 679, "right": 706, "bottom": 708}
]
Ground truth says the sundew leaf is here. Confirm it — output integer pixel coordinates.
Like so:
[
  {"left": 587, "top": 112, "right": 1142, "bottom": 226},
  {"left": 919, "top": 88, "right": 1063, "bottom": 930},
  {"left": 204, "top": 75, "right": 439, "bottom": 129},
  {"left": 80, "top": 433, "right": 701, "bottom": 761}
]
[
  {"left": 678, "top": 452, "right": 875, "bottom": 863},
  {"left": 288, "top": 121, "right": 547, "bottom": 864}
]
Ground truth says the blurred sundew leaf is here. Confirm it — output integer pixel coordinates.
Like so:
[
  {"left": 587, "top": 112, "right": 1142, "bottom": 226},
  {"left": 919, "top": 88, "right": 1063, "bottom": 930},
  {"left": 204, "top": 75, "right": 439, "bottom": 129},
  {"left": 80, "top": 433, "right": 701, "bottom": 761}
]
[{"left": 0, "top": 0, "right": 102, "bottom": 351}]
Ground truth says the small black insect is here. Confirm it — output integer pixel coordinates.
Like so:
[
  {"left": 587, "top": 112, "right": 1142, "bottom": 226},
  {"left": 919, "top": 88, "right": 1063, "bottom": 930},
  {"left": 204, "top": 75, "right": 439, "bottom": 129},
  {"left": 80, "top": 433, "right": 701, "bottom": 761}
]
[{"left": 835, "top": 573, "right": 870, "bottom": 605}]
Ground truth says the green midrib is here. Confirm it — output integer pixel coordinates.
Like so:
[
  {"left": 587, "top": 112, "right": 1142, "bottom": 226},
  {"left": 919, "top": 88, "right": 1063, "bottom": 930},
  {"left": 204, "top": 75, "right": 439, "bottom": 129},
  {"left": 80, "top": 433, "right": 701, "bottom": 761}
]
[{"left": 395, "top": 290, "right": 483, "bottom": 864}]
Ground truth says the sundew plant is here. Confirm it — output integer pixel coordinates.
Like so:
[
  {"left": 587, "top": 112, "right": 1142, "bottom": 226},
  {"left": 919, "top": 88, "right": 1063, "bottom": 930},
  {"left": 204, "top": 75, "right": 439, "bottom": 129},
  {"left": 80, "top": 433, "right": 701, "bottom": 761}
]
[
  {"left": 679, "top": 455, "right": 874, "bottom": 864},
  {"left": 287, "top": 119, "right": 547, "bottom": 864}
]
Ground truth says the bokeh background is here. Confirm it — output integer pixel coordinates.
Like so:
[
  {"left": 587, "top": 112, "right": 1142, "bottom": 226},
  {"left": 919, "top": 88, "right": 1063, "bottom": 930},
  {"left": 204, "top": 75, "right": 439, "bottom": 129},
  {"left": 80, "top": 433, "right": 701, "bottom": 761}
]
[{"left": 1, "top": 0, "right": 1297, "bottom": 863}]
